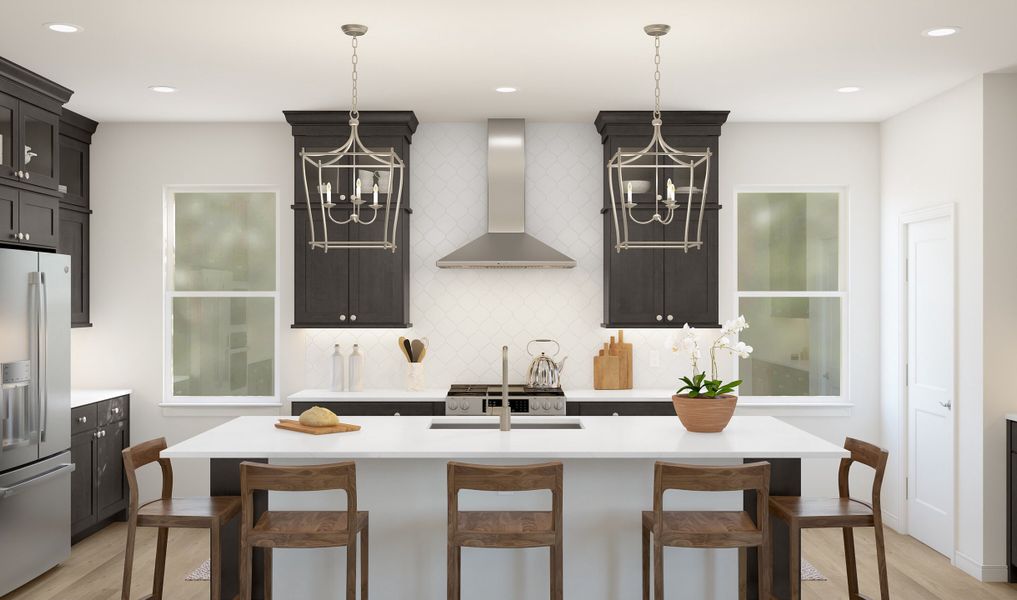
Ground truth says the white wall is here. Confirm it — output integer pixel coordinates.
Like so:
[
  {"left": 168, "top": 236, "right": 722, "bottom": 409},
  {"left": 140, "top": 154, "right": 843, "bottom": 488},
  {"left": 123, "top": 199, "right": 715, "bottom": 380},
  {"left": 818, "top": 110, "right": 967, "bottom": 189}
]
[
  {"left": 880, "top": 77, "right": 988, "bottom": 576},
  {"left": 982, "top": 73, "right": 1017, "bottom": 576},
  {"left": 73, "top": 120, "right": 882, "bottom": 500}
]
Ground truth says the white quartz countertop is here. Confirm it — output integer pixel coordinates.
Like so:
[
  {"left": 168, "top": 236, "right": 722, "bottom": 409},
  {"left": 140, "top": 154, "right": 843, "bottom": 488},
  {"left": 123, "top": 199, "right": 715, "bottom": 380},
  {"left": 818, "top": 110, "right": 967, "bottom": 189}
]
[
  {"left": 71, "top": 389, "right": 132, "bottom": 409},
  {"left": 162, "top": 415, "right": 849, "bottom": 460}
]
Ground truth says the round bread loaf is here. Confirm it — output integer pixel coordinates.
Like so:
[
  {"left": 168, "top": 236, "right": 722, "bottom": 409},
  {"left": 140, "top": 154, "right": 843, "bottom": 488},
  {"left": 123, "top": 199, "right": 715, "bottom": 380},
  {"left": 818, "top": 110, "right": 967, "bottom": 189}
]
[{"left": 299, "top": 406, "right": 340, "bottom": 427}]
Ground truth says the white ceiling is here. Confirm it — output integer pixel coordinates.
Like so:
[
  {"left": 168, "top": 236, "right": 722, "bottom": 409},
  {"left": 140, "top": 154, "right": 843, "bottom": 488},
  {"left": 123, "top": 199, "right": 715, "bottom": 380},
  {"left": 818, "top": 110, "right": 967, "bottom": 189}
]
[{"left": 3, "top": 0, "right": 1017, "bottom": 123}]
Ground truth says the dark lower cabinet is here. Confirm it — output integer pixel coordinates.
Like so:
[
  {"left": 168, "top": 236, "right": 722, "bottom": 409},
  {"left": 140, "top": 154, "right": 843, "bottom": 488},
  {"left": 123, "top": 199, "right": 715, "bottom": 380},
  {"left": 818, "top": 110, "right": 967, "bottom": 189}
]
[
  {"left": 71, "top": 395, "right": 130, "bottom": 544},
  {"left": 1009, "top": 420, "right": 1017, "bottom": 582},
  {"left": 570, "top": 401, "right": 675, "bottom": 416}
]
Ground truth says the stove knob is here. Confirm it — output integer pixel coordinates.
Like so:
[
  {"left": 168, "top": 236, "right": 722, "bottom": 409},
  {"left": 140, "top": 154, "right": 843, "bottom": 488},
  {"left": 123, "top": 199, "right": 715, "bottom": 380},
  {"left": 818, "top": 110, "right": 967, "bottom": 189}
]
[
  {"left": 543, "top": 401, "right": 551, "bottom": 410},
  {"left": 555, "top": 401, "right": 564, "bottom": 410},
  {"left": 448, "top": 401, "right": 458, "bottom": 410}
]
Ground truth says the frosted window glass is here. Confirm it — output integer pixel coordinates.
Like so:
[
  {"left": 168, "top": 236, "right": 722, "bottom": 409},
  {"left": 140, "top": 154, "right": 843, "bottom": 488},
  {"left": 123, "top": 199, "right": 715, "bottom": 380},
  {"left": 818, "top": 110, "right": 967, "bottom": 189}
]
[
  {"left": 172, "top": 298, "right": 274, "bottom": 396},
  {"left": 738, "top": 192, "right": 838, "bottom": 291},
  {"left": 738, "top": 297, "right": 841, "bottom": 396},
  {"left": 173, "top": 192, "right": 276, "bottom": 291}
]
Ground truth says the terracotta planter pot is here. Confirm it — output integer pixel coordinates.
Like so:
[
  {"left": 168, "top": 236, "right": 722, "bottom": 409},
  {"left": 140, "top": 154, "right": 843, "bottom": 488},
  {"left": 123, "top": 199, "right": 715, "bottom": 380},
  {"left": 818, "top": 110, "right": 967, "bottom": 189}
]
[{"left": 672, "top": 394, "right": 737, "bottom": 433}]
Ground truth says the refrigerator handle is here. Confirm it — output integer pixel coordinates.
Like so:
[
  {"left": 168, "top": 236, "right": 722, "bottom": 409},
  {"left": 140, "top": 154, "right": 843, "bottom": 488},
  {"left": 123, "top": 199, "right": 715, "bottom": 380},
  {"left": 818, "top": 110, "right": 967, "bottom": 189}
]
[
  {"left": 39, "top": 272, "right": 47, "bottom": 444},
  {"left": 29, "top": 272, "right": 47, "bottom": 443}
]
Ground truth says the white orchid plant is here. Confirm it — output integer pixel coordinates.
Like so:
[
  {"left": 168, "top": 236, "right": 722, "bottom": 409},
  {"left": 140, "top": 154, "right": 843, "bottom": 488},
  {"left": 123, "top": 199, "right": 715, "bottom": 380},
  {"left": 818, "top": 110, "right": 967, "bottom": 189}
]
[{"left": 669, "top": 316, "right": 754, "bottom": 398}]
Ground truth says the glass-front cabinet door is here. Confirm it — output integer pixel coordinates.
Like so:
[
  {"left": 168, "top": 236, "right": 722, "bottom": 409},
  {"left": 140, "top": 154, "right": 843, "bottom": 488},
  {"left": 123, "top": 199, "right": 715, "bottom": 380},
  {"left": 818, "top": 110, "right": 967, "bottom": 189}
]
[
  {"left": 0, "top": 92, "right": 17, "bottom": 181},
  {"left": 19, "top": 103, "right": 59, "bottom": 190}
]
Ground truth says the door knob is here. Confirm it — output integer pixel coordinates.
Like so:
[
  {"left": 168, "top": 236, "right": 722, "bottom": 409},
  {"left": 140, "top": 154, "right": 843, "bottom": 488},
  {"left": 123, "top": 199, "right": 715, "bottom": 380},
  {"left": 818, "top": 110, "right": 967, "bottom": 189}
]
[{"left": 938, "top": 400, "right": 952, "bottom": 409}]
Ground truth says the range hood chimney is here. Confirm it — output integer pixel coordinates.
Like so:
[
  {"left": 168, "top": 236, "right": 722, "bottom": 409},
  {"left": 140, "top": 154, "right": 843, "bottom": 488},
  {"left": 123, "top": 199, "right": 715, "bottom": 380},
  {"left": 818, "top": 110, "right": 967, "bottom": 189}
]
[{"left": 436, "top": 119, "right": 577, "bottom": 269}]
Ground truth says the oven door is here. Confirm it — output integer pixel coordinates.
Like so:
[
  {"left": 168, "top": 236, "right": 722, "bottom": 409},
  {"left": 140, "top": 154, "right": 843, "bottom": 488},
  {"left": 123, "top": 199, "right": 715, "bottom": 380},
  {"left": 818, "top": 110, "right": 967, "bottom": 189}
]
[{"left": 0, "top": 451, "right": 74, "bottom": 596}]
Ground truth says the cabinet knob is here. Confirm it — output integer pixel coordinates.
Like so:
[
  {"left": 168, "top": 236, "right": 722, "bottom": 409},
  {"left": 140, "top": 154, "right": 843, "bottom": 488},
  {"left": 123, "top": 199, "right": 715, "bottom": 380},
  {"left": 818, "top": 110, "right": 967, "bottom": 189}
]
[
  {"left": 666, "top": 314, "right": 674, "bottom": 322},
  {"left": 17, "top": 232, "right": 24, "bottom": 240},
  {"left": 350, "top": 314, "right": 357, "bottom": 321},
  {"left": 612, "top": 412, "right": 619, "bottom": 417},
  {"left": 393, "top": 412, "right": 401, "bottom": 416},
  {"left": 77, "top": 416, "right": 87, "bottom": 424},
  {"left": 113, "top": 407, "right": 120, "bottom": 414},
  {"left": 16, "top": 170, "right": 23, "bottom": 178},
  {"left": 339, "top": 314, "right": 347, "bottom": 321},
  {"left": 23, "top": 172, "right": 29, "bottom": 180},
  {"left": 655, "top": 315, "right": 663, "bottom": 322},
  {"left": 24, "top": 233, "right": 29, "bottom": 241}
]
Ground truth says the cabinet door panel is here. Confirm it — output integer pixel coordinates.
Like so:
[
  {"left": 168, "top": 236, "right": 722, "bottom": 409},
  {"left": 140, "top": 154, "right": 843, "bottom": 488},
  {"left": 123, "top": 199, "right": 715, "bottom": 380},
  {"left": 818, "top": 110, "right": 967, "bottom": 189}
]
[
  {"left": 578, "top": 401, "right": 675, "bottom": 416},
  {"left": 663, "top": 209, "right": 718, "bottom": 327},
  {"left": 293, "top": 207, "right": 350, "bottom": 325},
  {"left": 59, "top": 207, "right": 90, "bottom": 326},
  {"left": 292, "top": 401, "right": 433, "bottom": 416},
  {"left": 70, "top": 430, "right": 97, "bottom": 535},
  {"left": 96, "top": 420, "right": 128, "bottom": 519},
  {"left": 604, "top": 212, "right": 663, "bottom": 326},
  {"left": 349, "top": 212, "right": 407, "bottom": 325},
  {"left": 18, "top": 190, "right": 59, "bottom": 247},
  {"left": 19, "top": 103, "right": 60, "bottom": 190},
  {"left": 59, "top": 136, "right": 88, "bottom": 207},
  {"left": 0, "top": 185, "right": 16, "bottom": 242},
  {"left": 0, "top": 91, "right": 17, "bottom": 181}
]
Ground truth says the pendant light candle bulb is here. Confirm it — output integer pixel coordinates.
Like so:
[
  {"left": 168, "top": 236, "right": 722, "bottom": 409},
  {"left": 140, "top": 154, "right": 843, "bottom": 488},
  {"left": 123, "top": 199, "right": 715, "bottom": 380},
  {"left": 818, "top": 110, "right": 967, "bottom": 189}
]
[
  {"left": 627, "top": 181, "right": 633, "bottom": 205},
  {"left": 373, "top": 183, "right": 379, "bottom": 206},
  {"left": 667, "top": 179, "right": 675, "bottom": 202},
  {"left": 355, "top": 179, "right": 361, "bottom": 200},
  {"left": 326, "top": 182, "right": 332, "bottom": 204}
]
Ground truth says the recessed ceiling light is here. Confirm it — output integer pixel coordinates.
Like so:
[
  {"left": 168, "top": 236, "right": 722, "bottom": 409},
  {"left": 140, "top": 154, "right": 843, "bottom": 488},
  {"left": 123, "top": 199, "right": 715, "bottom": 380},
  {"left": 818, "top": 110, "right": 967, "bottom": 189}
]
[
  {"left": 837, "top": 86, "right": 862, "bottom": 93},
  {"left": 148, "top": 85, "right": 177, "bottom": 93},
  {"left": 45, "top": 22, "right": 82, "bottom": 33},
  {"left": 495, "top": 87, "right": 517, "bottom": 93},
  {"left": 923, "top": 26, "right": 961, "bottom": 38}
]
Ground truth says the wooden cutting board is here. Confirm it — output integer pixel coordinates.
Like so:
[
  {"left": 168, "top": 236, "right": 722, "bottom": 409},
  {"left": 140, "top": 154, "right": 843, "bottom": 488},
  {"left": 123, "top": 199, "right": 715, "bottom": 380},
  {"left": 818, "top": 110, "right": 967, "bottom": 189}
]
[
  {"left": 616, "top": 330, "right": 633, "bottom": 389},
  {"left": 593, "top": 353, "right": 622, "bottom": 389},
  {"left": 275, "top": 419, "right": 362, "bottom": 435}
]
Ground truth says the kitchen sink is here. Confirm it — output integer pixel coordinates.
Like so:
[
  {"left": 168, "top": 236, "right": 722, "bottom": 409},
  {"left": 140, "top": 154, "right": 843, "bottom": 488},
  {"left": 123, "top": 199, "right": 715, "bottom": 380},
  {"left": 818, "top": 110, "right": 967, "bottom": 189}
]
[{"left": 429, "top": 417, "right": 583, "bottom": 430}]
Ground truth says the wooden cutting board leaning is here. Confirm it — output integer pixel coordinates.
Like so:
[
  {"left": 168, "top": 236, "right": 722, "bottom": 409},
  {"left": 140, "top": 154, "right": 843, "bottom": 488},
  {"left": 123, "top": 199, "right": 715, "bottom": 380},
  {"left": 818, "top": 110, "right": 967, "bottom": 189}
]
[{"left": 593, "top": 330, "right": 633, "bottom": 390}]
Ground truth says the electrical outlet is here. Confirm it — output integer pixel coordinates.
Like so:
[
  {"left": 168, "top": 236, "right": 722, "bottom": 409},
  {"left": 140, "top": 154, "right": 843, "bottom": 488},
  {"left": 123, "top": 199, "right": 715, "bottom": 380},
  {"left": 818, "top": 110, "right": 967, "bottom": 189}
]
[{"left": 649, "top": 350, "right": 660, "bottom": 368}]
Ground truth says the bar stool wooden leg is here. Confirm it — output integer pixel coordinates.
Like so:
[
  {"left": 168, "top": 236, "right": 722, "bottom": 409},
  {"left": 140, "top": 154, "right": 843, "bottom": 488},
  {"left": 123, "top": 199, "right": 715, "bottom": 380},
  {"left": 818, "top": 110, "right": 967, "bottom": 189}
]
[
  {"left": 239, "top": 535, "right": 252, "bottom": 600},
  {"left": 346, "top": 531, "right": 357, "bottom": 600},
  {"left": 641, "top": 523, "right": 650, "bottom": 600},
  {"left": 151, "top": 527, "right": 169, "bottom": 599},
  {"left": 264, "top": 547, "right": 273, "bottom": 600},
  {"left": 873, "top": 521, "right": 890, "bottom": 600},
  {"left": 653, "top": 539, "right": 664, "bottom": 600},
  {"left": 360, "top": 521, "right": 368, "bottom": 600},
  {"left": 738, "top": 547, "right": 747, "bottom": 600},
  {"left": 208, "top": 525, "right": 222, "bottom": 600},
  {"left": 447, "top": 543, "right": 460, "bottom": 600},
  {"left": 842, "top": 526, "right": 860, "bottom": 598},
  {"left": 121, "top": 518, "right": 138, "bottom": 600},
  {"left": 789, "top": 523, "right": 801, "bottom": 600},
  {"left": 757, "top": 528, "right": 771, "bottom": 600},
  {"left": 550, "top": 538, "right": 563, "bottom": 600}
]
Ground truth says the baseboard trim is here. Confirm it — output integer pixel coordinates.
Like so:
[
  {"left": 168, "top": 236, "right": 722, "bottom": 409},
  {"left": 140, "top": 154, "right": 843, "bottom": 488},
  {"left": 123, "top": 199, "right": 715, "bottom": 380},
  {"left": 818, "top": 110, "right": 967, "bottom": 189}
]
[
  {"left": 881, "top": 510, "right": 904, "bottom": 534},
  {"left": 954, "top": 550, "right": 1008, "bottom": 582}
]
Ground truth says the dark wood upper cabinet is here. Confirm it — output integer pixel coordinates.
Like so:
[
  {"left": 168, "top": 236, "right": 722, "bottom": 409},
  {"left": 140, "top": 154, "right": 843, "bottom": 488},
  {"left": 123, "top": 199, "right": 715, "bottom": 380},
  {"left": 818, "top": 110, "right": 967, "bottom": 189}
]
[
  {"left": 284, "top": 111, "right": 417, "bottom": 328},
  {"left": 0, "top": 185, "right": 16, "bottom": 242},
  {"left": 596, "top": 111, "right": 728, "bottom": 328},
  {"left": 57, "top": 109, "right": 98, "bottom": 327},
  {"left": 17, "top": 190, "right": 59, "bottom": 247},
  {"left": 0, "top": 91, "right": 17, "bottom": 181}
]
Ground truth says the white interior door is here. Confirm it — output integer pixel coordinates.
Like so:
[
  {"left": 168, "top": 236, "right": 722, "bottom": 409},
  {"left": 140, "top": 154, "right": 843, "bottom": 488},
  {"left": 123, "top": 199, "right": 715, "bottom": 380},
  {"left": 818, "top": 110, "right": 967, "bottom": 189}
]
[{"left": 905, "top": 215, "right": 954, "bottom": 557}]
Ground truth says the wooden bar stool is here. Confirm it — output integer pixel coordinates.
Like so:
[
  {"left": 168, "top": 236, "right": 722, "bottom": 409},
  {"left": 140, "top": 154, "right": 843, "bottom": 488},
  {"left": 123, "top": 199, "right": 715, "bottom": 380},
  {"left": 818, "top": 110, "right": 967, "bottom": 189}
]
[
  {"left": 447, "top": 461, "right": 564, "bottom": 600},
  {"left": 642, "top": 461, "right": 771, "bottom": 600},
  {"left": 121, "top": 437, "right": 241, "bottom": 600},
  {"left": 238, "top": 461, "right": 368, "bottom": 600},
  {"left": 769, "top": 437, "right": 890, "bottom": 600}
]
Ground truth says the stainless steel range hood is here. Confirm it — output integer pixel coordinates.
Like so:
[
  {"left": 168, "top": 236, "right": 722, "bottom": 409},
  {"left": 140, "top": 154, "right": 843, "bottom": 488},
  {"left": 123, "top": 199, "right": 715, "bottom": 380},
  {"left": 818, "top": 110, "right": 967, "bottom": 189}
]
[{"left": 436, "top": 119, "right": 577, "bottom": 269}]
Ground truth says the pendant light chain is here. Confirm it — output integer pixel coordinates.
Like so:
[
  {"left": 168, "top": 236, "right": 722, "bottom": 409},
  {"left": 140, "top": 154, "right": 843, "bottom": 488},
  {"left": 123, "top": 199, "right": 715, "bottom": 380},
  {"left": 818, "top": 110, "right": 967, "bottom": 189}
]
[
  {"left": 653, "top": 34, "right": 662, "bottom": 119},
  {"left": 350, "top": 34, "right": 359, "bottom": 120}
]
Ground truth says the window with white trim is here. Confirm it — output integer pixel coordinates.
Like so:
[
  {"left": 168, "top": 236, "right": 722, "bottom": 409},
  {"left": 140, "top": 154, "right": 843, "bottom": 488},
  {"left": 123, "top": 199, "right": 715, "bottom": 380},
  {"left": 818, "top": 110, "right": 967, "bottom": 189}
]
[
  {"left": 164, "top": 189, "right": 279, "bottom": 404},
  {"left": 735, "top": 190, "right": 845, "bottom": 398}
]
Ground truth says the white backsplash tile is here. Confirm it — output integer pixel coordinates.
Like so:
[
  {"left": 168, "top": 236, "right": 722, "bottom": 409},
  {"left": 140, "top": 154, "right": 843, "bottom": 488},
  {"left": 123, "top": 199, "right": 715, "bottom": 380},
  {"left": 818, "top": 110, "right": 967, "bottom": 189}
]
[{"left": 303, "top": 123, "right": 711, "bottom": 392}]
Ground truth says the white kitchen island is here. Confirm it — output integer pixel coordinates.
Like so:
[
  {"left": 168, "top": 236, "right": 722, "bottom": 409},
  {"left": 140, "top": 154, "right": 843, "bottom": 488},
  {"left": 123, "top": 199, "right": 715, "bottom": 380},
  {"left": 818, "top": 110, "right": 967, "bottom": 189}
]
[{"left": 163, "top": 415, "right": 848, "bottom": 600}]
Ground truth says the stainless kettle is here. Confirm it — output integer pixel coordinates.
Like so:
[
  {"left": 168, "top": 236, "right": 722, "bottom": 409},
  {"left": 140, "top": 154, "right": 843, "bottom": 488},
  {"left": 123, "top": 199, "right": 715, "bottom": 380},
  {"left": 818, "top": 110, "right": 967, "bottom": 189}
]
[{"left": 526, "top": 339, "right": 567, "bottom": 389}]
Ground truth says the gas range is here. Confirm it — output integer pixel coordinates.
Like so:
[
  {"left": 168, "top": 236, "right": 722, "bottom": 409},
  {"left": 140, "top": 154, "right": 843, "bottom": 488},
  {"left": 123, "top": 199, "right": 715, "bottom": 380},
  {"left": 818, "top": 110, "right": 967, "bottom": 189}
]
[{"left": 445, "top": 384, "right": 567, "bottom": 416}]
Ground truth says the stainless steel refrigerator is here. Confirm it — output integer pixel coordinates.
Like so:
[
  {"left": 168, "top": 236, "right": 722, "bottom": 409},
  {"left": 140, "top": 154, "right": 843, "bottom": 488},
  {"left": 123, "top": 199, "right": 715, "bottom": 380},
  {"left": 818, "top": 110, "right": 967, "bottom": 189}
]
[{"left": 0, "top": 247, "right": 72, "bottom": 596}]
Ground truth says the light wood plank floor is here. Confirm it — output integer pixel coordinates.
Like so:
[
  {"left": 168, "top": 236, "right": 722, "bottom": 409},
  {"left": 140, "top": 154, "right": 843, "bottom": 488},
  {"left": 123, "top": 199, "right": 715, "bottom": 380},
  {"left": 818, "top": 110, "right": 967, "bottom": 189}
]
[{"left": 3, "top": 523, "right": 1016, "bottom": 599}]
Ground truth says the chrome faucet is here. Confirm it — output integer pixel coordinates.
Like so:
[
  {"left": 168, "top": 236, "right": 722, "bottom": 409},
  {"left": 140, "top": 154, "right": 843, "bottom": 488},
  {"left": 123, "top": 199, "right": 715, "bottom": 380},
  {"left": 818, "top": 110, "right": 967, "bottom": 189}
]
[{"left": 500, "top": 345, "right": 510, "bottom": 431}]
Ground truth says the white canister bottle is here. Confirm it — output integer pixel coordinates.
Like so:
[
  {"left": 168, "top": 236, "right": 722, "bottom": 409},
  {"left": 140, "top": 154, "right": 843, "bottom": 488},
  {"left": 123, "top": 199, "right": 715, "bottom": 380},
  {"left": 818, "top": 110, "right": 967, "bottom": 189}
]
[
  {"left": 348, "top": 344, "right": 365, "bottom": 392},
  {"left": 330, "top": 344, "right": 345, "bottom": 392}
]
